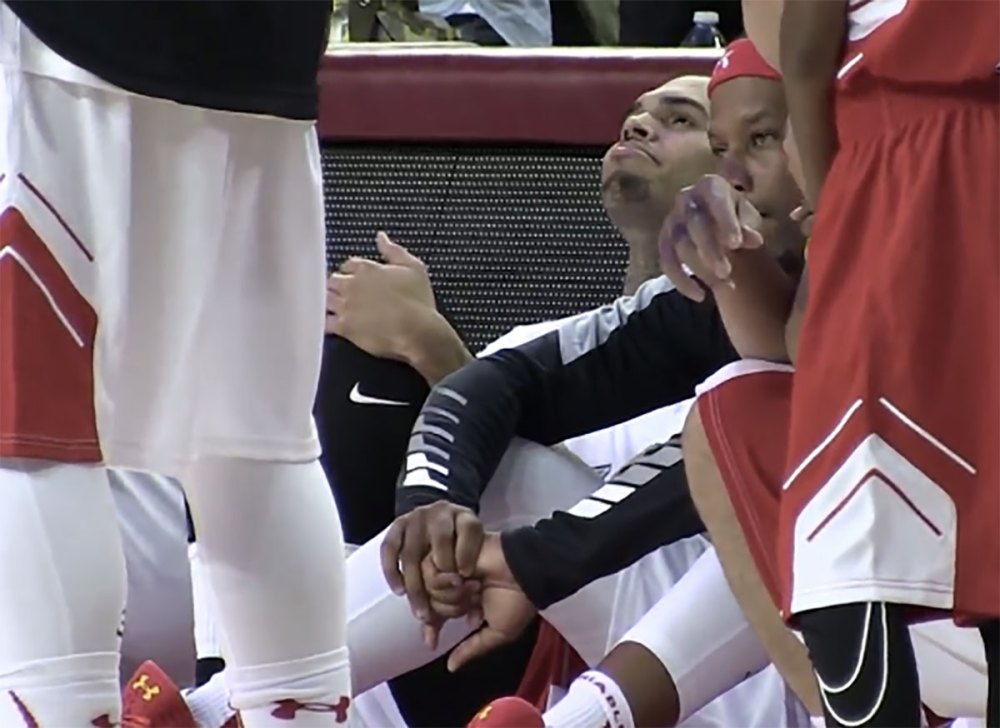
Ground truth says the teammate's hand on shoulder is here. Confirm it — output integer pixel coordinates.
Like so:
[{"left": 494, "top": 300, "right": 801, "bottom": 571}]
[
  {"left": 380, "top": 500, "right": 485, "bottom": 623},
  {"left": 658, "top": 174, "right": 764, "bottom": 301},
  {"left": 326, "top": 231, "right": 436, "bottom": 359},
  {"left": 446, "top": 533, "right": 538, "bottom": 672}
]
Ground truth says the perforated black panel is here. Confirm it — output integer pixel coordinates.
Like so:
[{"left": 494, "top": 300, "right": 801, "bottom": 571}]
[{"left": 322, "top": 143, "right": 628, "bottom": 353}]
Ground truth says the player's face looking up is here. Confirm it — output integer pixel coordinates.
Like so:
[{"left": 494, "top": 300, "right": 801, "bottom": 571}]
[
  {"left": 601, "top": 76, "right": 714, "bottom": 227},
  {"left": 707, "top": 76, "right": 804, "bottom": 263}
]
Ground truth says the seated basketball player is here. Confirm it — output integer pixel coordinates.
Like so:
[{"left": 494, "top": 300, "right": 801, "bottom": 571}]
[
  {"left": 656, "top": 1, "right": 1000, "bottom": 724},
  {"left": 126, "top": 74, "right": 795, "bottom": 727},
  {"left": 388, "top": 39, "right": 990, "bottom": 728}
]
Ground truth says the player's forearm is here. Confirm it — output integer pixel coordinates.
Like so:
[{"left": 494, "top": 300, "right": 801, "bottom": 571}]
[
  {"left": 402, "top": 309, "right": 473, "bottom": 386},
  {"left": 742, "top": 0, "right": 783, "bottom": 70},
  {"left": 395, "top": 349, "right": 552, "bottom": 514},
  {"left": 785, "top": 265, "right": 809, "bottom": 364},
  {"left": 501, "top": 440, "right": 704, "bottom": 609},
  {"left": 780, "top": 0, "right": 845, "bottom": 208},
  {"left": 712, "top": 247, "right": 798, "bottom": 363}
]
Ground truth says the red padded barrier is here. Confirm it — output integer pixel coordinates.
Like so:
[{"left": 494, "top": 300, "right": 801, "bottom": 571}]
[{"left": 318, "top": 48, "right": 721, "bottom": 145}]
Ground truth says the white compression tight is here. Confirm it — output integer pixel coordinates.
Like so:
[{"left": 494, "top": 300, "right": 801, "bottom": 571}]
[
  {"left": 0, "top": 460, "right": 127, "bottom": 725},
  {"left": 189, "top": 439, "right": 599, "bottom": 713},
  {"left": 182, "top": 457, "right": 351, "bottom": 724}
]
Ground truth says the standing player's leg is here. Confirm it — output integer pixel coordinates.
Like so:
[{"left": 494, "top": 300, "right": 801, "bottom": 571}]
[
  {"left": 796, "top": 604, "right": 922, "bottom": 727},
  {"left": 979, "top": 621, "right": 998, "bottom": 724},
  {"left": 185, "top": 458, "right": 352, "bottom": 726},
  {"left": 0, "top": 462, "right": 126, "bottom": 725},
  {"left": 180, "top": 438, "right": 602, "bottom": 728},
  {"left": 180, "top": 114, "right": 353, "bottom": 727},
  {"left": 0, "top": 14, "right": 132, "bottom": 722}
]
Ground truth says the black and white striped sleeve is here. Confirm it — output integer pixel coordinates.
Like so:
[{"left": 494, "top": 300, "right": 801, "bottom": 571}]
[
  {"left": 498, "top": 436, "right": 706, "bottom": 609},
  {"left": 395, "top": 277, "right": 739, "bottom": 514}
]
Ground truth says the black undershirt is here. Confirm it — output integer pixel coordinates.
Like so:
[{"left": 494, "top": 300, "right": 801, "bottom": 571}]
[{"left": 6, "top": 1, "right": 331, "bottom": 120}]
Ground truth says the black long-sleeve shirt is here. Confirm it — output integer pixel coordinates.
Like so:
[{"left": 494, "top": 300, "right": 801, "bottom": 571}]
[
  {"left": 396, "top": 276, "right": 737, "bottom": 514},
  {"left": 502, "top": 434, "right": 710, "bottom": 609},
  {"left": 395, "top": 276, "right": 739, "bottom": 605}
]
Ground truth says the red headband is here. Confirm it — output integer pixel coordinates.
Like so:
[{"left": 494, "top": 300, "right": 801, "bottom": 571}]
[{"left": 708, "top": 38, "right": 782, "bottom": 97}]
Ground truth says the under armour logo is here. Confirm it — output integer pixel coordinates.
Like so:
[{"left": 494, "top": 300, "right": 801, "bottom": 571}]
[
  {"left": 271, "top": 697, "right": 351, "bottom": 723},
  {"left": 131, "top": 674, "right": 161, "bottom": 702},
  {"left": 715, "top": 51, "right": 732, "bottom": 71},
  {"left": 9, "top": 692, "right": 39, "bottom": 728},
  {"left": 475, "top": 705, "right": 494, "bottom": 721}
]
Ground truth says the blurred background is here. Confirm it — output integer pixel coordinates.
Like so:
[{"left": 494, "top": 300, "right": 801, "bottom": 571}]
[{"left": 332, "top": 0, "right": 743, "bottom": 49}]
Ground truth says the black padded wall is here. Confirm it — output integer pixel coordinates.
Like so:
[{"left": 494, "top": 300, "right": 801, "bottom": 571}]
[{"left": 322, "top": 142, "right": 628, "bottom": 352}]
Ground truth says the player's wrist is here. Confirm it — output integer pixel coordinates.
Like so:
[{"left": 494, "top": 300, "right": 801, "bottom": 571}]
[
  {"left": 478, "top": 532, "right": 518, "bottom": 590},
  {"left": 402, "top": 309, "right": 472, "bottom": 385}
]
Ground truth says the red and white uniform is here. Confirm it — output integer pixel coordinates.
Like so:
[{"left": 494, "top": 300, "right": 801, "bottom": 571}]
[
  {"left": 697, "top": 361, "right": 990, "bottom": 721},
  {"left": 783, "top": 0, "right": 1000, "bottom": 622},
  {"left": 0, "top": 7, "right": 325, "bottom": 476}
]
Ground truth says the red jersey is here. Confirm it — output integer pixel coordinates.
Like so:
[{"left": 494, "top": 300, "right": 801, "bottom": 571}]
[
  {"left": 779, "top": 0, "right": 1000, "bottom": 624},
  {"left": 841, "top": 0, "right": 999, "bottom": 94}
]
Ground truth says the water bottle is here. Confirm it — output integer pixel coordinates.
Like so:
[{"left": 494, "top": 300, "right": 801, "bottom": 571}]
[{"left": 680, "top": 10, "right": 726, "bottom": 48}]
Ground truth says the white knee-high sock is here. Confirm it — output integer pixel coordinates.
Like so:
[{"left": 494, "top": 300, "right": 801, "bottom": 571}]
[
  {"left": 183, "top": 457, "right": 351, "bottom": 727},
  {"left": 543, "top": 671, "right": 635, "bottom": 728},
  {"left": 0, "top": 461, "right": 126, "bottom": 726}
]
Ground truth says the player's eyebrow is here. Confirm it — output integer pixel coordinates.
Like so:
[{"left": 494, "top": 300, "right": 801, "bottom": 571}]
[
  {"left": 623, "top": 101, "right": 642, "bottom": 120},
  {"left": 657, "top": 94, "right": 708, "bottom": 119},
  {"left": 739, "top": 105, "right": 780, "bottom": 124},
  {"left": 623, "top": 94, "right": 708, "bottom": 126}
]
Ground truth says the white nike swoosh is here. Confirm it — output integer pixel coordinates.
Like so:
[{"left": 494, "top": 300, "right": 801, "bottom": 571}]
[{"left": 349, "top": 383, "right": 409, "bottom": 407}]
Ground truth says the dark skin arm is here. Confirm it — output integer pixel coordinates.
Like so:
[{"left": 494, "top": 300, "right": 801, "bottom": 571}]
[
  {"left": 713, "top": 247, "right": 798, "bottom": 363},
  {"left": 786, "top": 264, "right": 808, "bottom": 363},
  {"left": 780, "top": 2, "right": 843, "bottom": 363},
  {"left": 659, "top": 175, "right": 796, "bottom": 363},
  {"left": 780, "top": 0, "right": 846, "bottom": 209}
]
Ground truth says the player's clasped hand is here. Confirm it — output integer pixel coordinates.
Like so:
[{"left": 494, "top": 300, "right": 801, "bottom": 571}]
[
  {"left": 380, "top": 501, "right": 485, "bottom": 623},
  {"left": 658, "top": 173, "right": 765, "bottom": 301}
]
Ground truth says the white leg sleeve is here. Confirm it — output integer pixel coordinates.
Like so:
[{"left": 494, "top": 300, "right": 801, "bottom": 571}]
[
  {"left": 618, "top": 547, "right": 797, "bottom": 726},
  {"left": 542, "top": 536, "right": 709, "bottom": 667},
  {"left": 911, "top": 619, "right": 988, "bottom": 720},
  {"left": 349, "top": 438, "right": 600, "bottom": 694}
]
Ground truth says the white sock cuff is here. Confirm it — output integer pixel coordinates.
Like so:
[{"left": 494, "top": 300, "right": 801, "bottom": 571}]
[
  {"left": 185, "top": 670, "right": 234, "bottom": 728},
  {"left": 544, "top": 671, "right": 635, "bottom": 728},
  {"left": 0, "top": 652, "right": 120, "bottom": 687},
  {"left": 578, "top": 672, "right": 634, "bottom": 728},
  {"left": 226, "top": 647, "right": 350, "bottom": 709}
]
